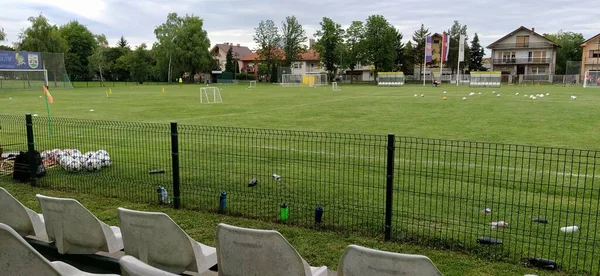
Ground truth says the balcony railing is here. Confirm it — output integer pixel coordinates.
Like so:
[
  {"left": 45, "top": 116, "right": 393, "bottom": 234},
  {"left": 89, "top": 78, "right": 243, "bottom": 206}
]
[
  {"left": 489, "top": 42, "right": 555, "bottom": 49},
  {"left": 492, "top": 58, "right": 552, "bottom": 64},
  {"left": 585, "top": 57, "right": 600, "bottom": 64}
]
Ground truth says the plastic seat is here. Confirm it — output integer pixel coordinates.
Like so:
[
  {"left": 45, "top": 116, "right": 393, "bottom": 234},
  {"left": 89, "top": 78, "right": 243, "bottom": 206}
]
[
  {"left": 119, "top": 255, "right": 178, "bottom": 276},
  {"left": 0, "top": 187, "right": 47, "bottom": 240}
]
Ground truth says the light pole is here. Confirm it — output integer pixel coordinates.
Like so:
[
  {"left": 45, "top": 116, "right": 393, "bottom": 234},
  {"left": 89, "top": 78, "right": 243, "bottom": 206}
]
[{"left": 168, "top": 35, "right": 178, "bottom": 83}]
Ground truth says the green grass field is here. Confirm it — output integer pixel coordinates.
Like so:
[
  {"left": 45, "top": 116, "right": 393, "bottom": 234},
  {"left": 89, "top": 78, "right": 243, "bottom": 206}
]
[{"left": 1, "top": 82, "right": 599, "bottom": 274}]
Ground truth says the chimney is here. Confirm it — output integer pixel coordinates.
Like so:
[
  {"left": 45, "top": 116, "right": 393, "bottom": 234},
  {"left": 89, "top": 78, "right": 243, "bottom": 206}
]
[{"left": 531, "top": 27, "right": 535, "bottom": 32}]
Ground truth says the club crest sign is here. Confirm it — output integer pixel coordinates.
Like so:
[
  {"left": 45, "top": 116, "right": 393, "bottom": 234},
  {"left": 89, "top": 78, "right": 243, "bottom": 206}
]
[{"left": 28, "top": 53, "right": 40, "bottom": 69}]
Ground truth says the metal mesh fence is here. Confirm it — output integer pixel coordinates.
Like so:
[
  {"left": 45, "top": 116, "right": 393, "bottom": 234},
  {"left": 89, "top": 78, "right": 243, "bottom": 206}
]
[{"left": 1, "top": 114, "right": 599, "bottom": 274}]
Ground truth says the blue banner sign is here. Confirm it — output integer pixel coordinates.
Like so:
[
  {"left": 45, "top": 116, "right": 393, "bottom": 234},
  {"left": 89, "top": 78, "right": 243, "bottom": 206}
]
[{"left": 0, "top": 51, "right": 43, "bottom": 70}]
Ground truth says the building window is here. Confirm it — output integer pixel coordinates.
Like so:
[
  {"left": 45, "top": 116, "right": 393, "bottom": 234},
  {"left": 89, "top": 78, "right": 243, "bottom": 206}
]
[
  {"left": 590, "top": 50, "right": 600, "bottom": 58},
  {"left": 532, "top": 66, "right": 546, "bottom": 75},
  {"left": 433, "top": 39, "right": 440, "bottom": 44},
  {"left": 500, "top": 51, "right": 515, "bottom": 63},
  {"left": 516, "top": 35, "right": 529, "bottom": 47},
  {"left": 528, "top": 51, "right": 547, "bottom": 62}
]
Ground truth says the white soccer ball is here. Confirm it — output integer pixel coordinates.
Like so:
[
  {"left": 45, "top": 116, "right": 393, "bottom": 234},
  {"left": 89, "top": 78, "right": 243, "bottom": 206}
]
[
  {"left": 515, "top": 92, "right": 519, "bottom": 96},
  {"left": 84, "top": 151, "right": 97, "bottom": 160},
  {"left": 492, "top": 91, "right": 496, "bottom": 94},
  {"left": 40, "top": 150, "right": 54, "bottom": 163},
  {"left": 96, "top": 150, "right": 109, "bottom": 156},
  {"left": 462, "top": 97, "right": 467, "bottom": 100},
  {"left": 443, "top": 91, "right": 447, "bottom": 94},
  {"left": 99, "top": 155, "right": 112, "bottom": 168},
  {"left": 539, "top": 94, "right": 544, "bottom": 98},
  {"left": 420, "top": 94, "right": 424, "bottom": 97},
  {"left": 546, "top": 93, "right": 550, "bottom": 96},
  {"left": 496, "top": 94, "right": 501, "bottom": 97},
  {"left": 62, "top": 158, "right": 83, "bottom": 173},
  {"left": 478, "top": 92, "right": 482, "bottom": 95},
  {"left": 414, "top": 94, "right": 418, "bottom": 97},
  {"left": 85, "top": 158, "right": 102, "bottom": 172},
  {"left": 571, "top": 95, "right": 577, "bottom": 100},
  {"left": 71, "top": 153, "right": 87, "bottom": 163},
  {"left": 55, "top": 151, "right": 69, "bottom": 162}
]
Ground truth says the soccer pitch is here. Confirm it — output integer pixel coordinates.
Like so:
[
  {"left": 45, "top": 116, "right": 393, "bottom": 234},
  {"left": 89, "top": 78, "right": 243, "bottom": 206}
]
[
  {"left": 1, "top": 82, "right": 599, "bottom": 273},
  {"left": 1, "top": 82, "right": 598, "bottom": 149}
]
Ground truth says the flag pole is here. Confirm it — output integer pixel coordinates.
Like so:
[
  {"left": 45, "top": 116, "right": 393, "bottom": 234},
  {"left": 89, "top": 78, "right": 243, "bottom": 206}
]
[
  {"left": 43, "top": 68, "right": 53, "bottom": 136},
  {"left": 440, "top": 35, "right": 444, "bottom": 85},
  {"left": 423, "top": 38, "right": 426, "bottom": 86}
]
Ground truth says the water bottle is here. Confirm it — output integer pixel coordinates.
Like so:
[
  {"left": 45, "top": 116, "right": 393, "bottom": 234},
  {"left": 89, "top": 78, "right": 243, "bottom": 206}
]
[
  {"left": 219, "top": 190, "right": 227, "bottom": 213},
  {"left": 280, "top": 203, "right": 289, "bottom": 222},
  {"left": 315, "top": 206, "right": 323, "bottom": 224},
  {"left": 560, "top": 226, "right": 579, "bottom": 233},
  {"left": 156, "top": 186, "right": 164, "bottom": 204},
  {"left": 162, "top": 188, "right": 170, "bottom": 204}
]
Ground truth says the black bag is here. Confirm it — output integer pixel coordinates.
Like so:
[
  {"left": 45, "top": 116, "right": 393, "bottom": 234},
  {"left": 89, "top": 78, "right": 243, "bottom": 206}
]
[{"left": 12, "top": 150, "right": 46, "bottom": 183}]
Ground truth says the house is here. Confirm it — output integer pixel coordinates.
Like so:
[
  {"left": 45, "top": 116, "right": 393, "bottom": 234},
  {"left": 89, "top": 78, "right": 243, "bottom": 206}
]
[
  {"left": 580, "top": 33, "right": 600, "bottom": 80},
  {"left": 210, "top": 43, "right": 253, "bottom": 73},
  {"left": 486, "top": 26, "right": 559, "bottom": 82},
  {"left": 240, "top": 49, "right": 324, "bottom": 76},
  {"left": 341, "top": 63, "right": 375, "bottom": 82},
  {"left": 412, "top": 33, "right": 451, "bottom": 78}
]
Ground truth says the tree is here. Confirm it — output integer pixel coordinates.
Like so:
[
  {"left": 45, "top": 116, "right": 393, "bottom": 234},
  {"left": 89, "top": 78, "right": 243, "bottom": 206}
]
[
  {"left": 412, "top": 24, "right": 431, "bottom": 77},
  {"left": 314, "top": 17, "right": 344, "bottom": 80},
  {"left": 344, "top": 21, "right": 366, "bottom": 83},
  {"left": 95, "top": 34, "right": 109, "bottom": 48},
  {"left": 154, "top": 13, "right": 212, "bottom": 82},
  {"left": 117, "top": 36, "right": 129, "bottom": 49},
  {"left": 59, "top": 21, "right": 97, "bottom": 80},
  {"left": 88, "top": 34, "right": 110, "bottom": 83},
  {"left": 543, "top": 31, "right": 585, "bottom": 74},
  {"left": 469, "top": 33, "right": 485, "bottom": 71},
  {"left": 253, "top": 19, "right": 281, "bottom": 82},
  {"left": 0, "top": 26, "right": 5, "bottom": 41},
  {"left": 17, "top": 14, "right": 68, "bottom": 53},
  {"left": 127, "top": 43, "right": 153, "bottom": 83},
  {"left": 446, "top": 20, "right": 469, "bottom": 73},
  {"left": 363, "top": 15, "right": 397, "bottom": 78},
  {"left": 402, "top": 41, "right": 415, "bottom": 74},
  {"left": 394, "top": 30, "right": 405, "bottom": 71},
  {"left": 281, "top": 15, "right": 307, "bottom": 66},
  {"left": 225, "top": 46, "right": 235, "bottom": 73}
]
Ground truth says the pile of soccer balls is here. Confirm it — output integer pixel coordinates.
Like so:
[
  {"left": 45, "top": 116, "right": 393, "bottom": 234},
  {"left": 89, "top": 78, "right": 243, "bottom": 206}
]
[{"left": 40, "top": 149, "right": 112, "bottom": 173}]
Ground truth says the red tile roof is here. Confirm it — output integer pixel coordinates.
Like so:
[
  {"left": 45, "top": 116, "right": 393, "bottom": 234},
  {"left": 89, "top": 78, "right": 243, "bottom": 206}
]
[{"left": 241, "top": 49, "right": 320, "bottom": 62}]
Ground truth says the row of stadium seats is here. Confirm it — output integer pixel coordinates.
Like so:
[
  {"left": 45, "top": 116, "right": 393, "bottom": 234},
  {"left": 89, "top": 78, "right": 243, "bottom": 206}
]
[{"left": 378, "top": 82, "right": 405, "bottom": 86}]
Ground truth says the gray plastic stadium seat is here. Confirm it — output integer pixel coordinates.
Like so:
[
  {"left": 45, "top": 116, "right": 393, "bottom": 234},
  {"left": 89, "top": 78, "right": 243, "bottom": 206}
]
[
  {"left": 338, "top": 244, "right": 442, "bottom": 276},
  {"left": 0, "top": 187, "right": 48, "bottom": 240},
  {"left": 117, "top": 207, "right": 217, "bottom": 274},
  {"left": 36, "top": 194, "right": 123, "bottom": 254},
  {"left": 119, "top": 255, "right": 178, "bottom": 276}
]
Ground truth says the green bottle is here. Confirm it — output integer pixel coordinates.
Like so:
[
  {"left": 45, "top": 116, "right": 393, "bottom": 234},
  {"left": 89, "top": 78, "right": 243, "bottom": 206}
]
[{"left": 280, "top": 203, "right": 289, "bottom": 222}]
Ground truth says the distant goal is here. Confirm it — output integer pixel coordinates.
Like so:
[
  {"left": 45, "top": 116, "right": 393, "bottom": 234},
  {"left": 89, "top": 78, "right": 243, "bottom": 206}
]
[
  {"left": 583, "top": 71, "right": 600, "bottom": 88},
  {"left": 281, "top": 73, "right": 328, "bottom": 87},
  {"left": 200, "top": 87, "right": 222, "bottom": 104}
]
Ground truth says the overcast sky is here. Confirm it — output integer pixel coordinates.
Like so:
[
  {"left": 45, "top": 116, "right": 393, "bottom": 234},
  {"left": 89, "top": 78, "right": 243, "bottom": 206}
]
[{"left": 1, "top": 0, "right": 598, "bottom": 57}]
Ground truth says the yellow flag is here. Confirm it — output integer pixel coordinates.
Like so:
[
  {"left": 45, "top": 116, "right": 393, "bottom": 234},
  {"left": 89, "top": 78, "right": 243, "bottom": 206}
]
[
  {"left": 162, "top": 87, "right": 165, "bottom": 93},
  {"left": 109, "top": 88, "right": 112, "bottom": 94}
]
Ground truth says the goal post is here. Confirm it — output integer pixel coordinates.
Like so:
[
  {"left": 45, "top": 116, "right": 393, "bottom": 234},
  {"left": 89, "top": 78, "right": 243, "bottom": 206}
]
[
  {"left": 332, "top": 82, "right": 340, "bottom": 91},
  {"left": 0, "top": 51, "right": 72, "bottom": 91},
  {"left": 200, "top": 87, "right": 223, "bottom": 104},
  {"left": 583, "top": 71, "right": 600, "bottom": 88},
  {"left": 469, "top": 71, "right": 501, "bottom": 88},
  {"left": 248, "top": 80, "right": 257, "bottom": 88},
  {"left": 377, "top": 72, "right": 405, "bottom": 86}
]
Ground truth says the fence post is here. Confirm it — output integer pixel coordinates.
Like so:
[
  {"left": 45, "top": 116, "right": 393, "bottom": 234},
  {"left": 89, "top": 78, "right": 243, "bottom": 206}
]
[
  {"left": 170, "top": 122, "right": 181, "bottom": 209},
  {"left": 26, "top": 114, "right": 37, "bottom": 187},
  {"left": 384, "top": 134, "right": 395, "bottom": 241}
]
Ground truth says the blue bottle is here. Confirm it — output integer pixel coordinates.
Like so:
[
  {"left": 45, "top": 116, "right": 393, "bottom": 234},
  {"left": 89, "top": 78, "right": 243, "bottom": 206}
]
[
  {"left": 315, "top": 206, "right": 323, "bottom": 224},
  {"left": 219, "top": 190, "right": 227, "bottom": 213}
]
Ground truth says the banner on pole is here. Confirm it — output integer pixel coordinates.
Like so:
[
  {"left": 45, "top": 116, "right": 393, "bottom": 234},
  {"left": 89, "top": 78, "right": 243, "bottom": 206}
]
[
  {"left": 0, "top": 51, "right": 43, "bottom": 70},
  {"left": 458, "top": 34, "right": 465, "bottom": 62},
  {"left": 441, "top": 33, "right": 450, "bottom": 63},
  {"left": 425, "top": 36, "right": 433, "bottom": 63}
]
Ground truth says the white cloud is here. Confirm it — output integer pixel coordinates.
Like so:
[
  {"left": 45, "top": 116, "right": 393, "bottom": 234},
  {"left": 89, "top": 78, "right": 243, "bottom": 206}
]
[{"left": 1, "top": 0, "right": 599, "bottom": 56}]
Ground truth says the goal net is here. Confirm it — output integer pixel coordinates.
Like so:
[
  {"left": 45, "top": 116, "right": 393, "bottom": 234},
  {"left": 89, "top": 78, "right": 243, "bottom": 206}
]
[
  {"left": 248, "top": 80, "right": 256, "bottom": 88},
  {"left": 470, "top": 71, "right": 501, "bottom": 88},
  {"left": 303, "top": 73, "right": 328, "bottom": 87},
  {"left": 200, "top": 87, "right": 223, "bottom": 103},
  {"left": 377, "top": 72, "right": 404, "bottom": 86},
  {"left": 583, "top": 71, "right": 600, "bottom": 88},
  {"left": 281, "top": 74, "right": 303, "bottom": 86},
  {"left": 0, "top": 51, "right": 73, "bottom": 91}
]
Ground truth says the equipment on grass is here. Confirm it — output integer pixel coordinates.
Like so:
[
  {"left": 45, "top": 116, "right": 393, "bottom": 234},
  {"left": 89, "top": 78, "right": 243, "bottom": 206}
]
[
  {"left": 200, "top": 87, "right": 223, "bottom": 104},
  {"left": 583, "top": 71, "right": 600, "bottom": 88},
  {"left": 377, "top": 72, "right": 405, "bottom": 86},
  {"left": 469, "top": 71, "right": 501, "bottom": 88},
  {"left": 332, "top": 82, "right": 340, "bottom": 91},
  {"left": 248, "top": 80, "right": 257, "bottom": 88}
]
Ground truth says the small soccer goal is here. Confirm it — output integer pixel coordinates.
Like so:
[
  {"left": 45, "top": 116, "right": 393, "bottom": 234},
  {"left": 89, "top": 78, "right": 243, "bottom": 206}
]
[
  {"left": 200, "top": 87, "right": 222, "bottom": 104},
  {"left": 470, "top": 71, "right": 501, "bottom": 88},
  {"left": 332, "top": 82, "right": 340, "bottom": 91},
  {"left": 248, "top": 80, "right": 257, "bottom": 88},
  {"left": 303, "top": 73, "right": 328, "bottom": 87},
  {"left": 281, "top": 74, "right": 303, "bottom": 86},
  {"left": 583, "top": 71, "right": 600, "bottom": 88},
  {"left": 377, "top": 72, "right": 404, "bottom": 86}
]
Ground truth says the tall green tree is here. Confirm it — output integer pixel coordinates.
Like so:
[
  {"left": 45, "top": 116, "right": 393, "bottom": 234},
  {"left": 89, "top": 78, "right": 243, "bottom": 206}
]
[
  {"left": 0, "top": 27, "right": 5, "bottom": 41},
  {"left": 412, "top": 24, "right": 431, "bottom": 77},
  {"left": 127, "top": 43, "right": 153, "bottom": 83},
  {"left": 59, "top": 21, "right": 97, "bottom": 80},
  {"left": 314, "top": 17, "right": 344, "bottom": 80},
  {"left": 394, "top": 30, "right": 405, "bottom": 71},
  {"left": 281, "top": 15, "right": 307, "bottom": 66},
  {"left": 402, "top": 41, "right": 415, "bottom": 74},
  {"left": 469, "top": 33, "right": 485, "bottom": 71},
  {"left": 543, "top": 31, "right": 585, "bottom": 74},
  {"left": 154, "top": 13, "right": 212, "bottom": 81},
  {"left": 88, "top": 34, "right": 110, "bottom": 83},
  {"left": 344, "top": 21, "right": 366, "bottom": 83},
  {"left": 446, "top": 20, "right": 469, "bottom": 73},
  {"left": 17, "top": 14, "right": 67, "bottom": 53},
  {"left": 363, "top": 15, "right": 397, "bottom": 78},
  {"left": 253, "top": 19, "right": 281, "bottom": 82},
  {"left": 225, "top": 46, "right": 235, "bottom": 73},
  {"left": 117, "top": 36, "right": 129, "bottom": 49}
]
